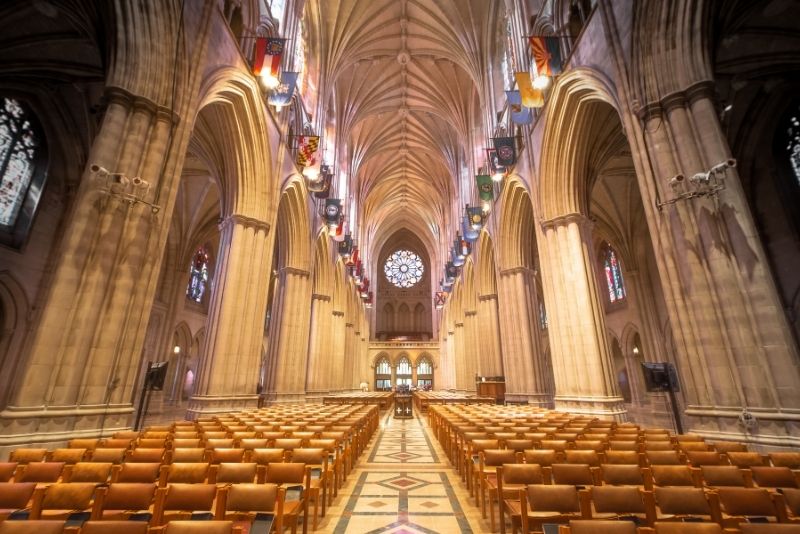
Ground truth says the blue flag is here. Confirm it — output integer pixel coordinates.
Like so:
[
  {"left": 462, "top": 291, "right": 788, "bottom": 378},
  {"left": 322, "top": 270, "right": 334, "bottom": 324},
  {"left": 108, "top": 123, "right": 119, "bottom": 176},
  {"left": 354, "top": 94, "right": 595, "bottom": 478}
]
[
  {"left": 506, "top": 90, "right": 532, "bottom": 124},
  {"left": 268, "top": 71, "right": 299, "bottom": 107}
]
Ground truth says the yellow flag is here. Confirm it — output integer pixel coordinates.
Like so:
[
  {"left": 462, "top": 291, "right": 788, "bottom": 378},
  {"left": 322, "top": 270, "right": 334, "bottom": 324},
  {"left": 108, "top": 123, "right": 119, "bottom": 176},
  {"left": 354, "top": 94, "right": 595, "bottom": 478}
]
[{"left": 515, "top": 72, "right": 544, "bottom": 108}]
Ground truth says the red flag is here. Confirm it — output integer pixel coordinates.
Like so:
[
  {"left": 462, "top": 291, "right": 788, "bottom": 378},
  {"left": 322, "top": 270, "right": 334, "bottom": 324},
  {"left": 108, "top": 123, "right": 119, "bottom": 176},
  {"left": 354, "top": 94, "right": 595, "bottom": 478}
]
[{"left": 253, "top": 37, "right": 286, "bottom": 77}]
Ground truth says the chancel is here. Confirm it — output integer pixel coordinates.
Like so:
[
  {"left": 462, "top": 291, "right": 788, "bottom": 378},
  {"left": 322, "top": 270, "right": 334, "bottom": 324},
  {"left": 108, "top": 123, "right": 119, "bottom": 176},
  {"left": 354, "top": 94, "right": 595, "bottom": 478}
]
[{"left": 0, "top": 0, "right": 799, "bottom": 533}]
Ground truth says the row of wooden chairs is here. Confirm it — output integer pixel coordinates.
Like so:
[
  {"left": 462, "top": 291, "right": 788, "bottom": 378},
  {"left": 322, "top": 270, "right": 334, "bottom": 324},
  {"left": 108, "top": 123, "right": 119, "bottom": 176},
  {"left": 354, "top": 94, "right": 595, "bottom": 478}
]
[
  {"left": 504, "top": 484, "right": 800, "bottom": 533},
  {"left": 0, "top": 520, "right": 250, "bottom": 534},
  {"left": 0, "top": 479, "right": 293, "bottom": 533}
]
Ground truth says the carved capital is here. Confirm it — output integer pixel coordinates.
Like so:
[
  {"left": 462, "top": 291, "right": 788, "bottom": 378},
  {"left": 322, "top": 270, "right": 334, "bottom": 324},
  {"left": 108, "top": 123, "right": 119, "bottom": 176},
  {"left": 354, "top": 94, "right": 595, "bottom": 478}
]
[
  {"left": 220, "top": 213, "right": 271, "bottom": 233},
  {"left": 332, "top": 310, "right": 345, "bottom": 317},
  {"left": 499, "top": 266, "right": 536, "bottom": 277},
  {"left": 478, "top": 293, "right": 498, "bottom": 301},
  {"left": 280, "top": 266, "right": 310, "bottom": 278},
  {"left": 540, "top": 212, "right": 592, "bottom": 231},
  {"left": 312, "top": 293, "right": 331, "bottom": 302}
]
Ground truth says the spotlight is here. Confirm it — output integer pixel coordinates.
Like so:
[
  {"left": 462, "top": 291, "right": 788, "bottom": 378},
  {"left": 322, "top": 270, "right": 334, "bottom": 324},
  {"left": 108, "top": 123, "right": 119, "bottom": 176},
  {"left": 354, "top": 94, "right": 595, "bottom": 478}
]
[
  {"left": 260, "top": 72, "right": 280, "bottom": 89},
  {"left": 532, "top": 75, "right": 550, "bottom": 90}
]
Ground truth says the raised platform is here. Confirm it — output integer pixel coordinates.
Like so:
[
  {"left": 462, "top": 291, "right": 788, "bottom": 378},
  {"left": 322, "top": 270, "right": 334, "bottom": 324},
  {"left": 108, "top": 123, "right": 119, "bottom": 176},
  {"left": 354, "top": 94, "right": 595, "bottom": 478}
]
[
  {"left": 412, "top": 390, "right": 495, "bottom": 413},
  {"left": 322, "top": 392, "right": 395, "bottom": 410}
]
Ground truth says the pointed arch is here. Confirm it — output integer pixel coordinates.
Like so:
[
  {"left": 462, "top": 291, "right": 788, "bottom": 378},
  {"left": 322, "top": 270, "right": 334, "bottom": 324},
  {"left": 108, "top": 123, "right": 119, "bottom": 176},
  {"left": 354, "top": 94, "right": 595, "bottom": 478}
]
[
  {"left": 274, "top": 178, "right": 313, "bottom": 271},
  {"left": 497, "top": 176, "right": 537, "bottom": 271},
  {"left": 476, "top": 230, "right": 498, "bottom": 297},
  {"left": 193, "top": 68, "right": 277, "bottom": 221},
  {"left": 538, "top": 68, "right": 621, "bottom": 221},
  {"left": 312, "top": 228, "right": 333, "bottom": 296},
  {"left": 0, "top": 272, "right": 30, "bottom": 409}
]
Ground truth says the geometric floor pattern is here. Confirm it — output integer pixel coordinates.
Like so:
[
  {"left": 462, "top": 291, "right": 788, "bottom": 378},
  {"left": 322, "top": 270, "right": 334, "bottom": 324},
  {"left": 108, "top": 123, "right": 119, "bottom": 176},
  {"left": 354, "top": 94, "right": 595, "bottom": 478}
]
[{"left": 318, "top": 411, "right": 491, "bottom": 533}]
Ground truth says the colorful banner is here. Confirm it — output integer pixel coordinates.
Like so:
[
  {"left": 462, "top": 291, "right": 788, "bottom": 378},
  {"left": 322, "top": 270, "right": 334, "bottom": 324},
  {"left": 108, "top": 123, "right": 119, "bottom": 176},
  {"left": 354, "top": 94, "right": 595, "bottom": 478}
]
[
  {"left": 506, "top": 90, "right": 533, "bottom": 124},
  {"left": 434, "top": 292, "right": 447, "bottom": 308},
  {"left": 515, "top": 72, "right": 544, "bottom": 108},
  {"left": 493, "top": 137, "right": 517, "bottom": 167},
  {"left": 529, "top": 36, "right": 563, "bottom": 77},
  {"left": 338, "top": 234, "right": 353, "bottom": 257},
  {"left": 296, "top": 135, "right": 320, "bottom": 167},
  {"left": 267, "top": 71, "right": 298, "bottom": 107},
  {"left": 323, "top": 198, "right": 342, "bottom": 227},
  {"left": 467, "top": 206, "right": 485, "bottom": 231},
  {"left": 462, "top": 215, "right": 479, "bottom": 243},
  {"left": 486, "top": 148, "right": 505, "bottom": 176},
  {"left": 476, "top": 174, "right": 493, "bottom": 202},
  {"left": 253, "top": 37, "right": 286, "bottom": 77}
]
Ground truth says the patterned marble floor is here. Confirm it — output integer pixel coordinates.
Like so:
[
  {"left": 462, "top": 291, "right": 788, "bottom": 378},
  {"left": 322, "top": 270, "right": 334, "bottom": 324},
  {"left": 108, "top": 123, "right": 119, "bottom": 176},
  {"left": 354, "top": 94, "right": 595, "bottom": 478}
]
[{"left": 317, "top": 410, "right": 491, "bottom": 534}]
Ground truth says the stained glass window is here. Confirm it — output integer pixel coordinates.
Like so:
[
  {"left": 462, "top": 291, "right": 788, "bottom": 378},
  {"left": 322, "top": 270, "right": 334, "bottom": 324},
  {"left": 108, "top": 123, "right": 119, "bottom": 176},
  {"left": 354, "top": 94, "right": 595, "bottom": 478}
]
[
  {"left": 0, "top": 97, "right": 40, "bottom": 227},
  {"left": 786, "top": 111, "right": 800, "bottom": 185},
  {"left": 269, "top": 0, "right": 286, "bottom": 28},
  {"left": 384, "top": 249, "right": 424, "bottom": 288},
  {"left": 539, "top": 300, "right": 548, "bottom": 329},
  {"left": 603, "top": 244, "right": 626, "bottom": 303},
  {"left": 294, "top": 17, "right": 306, "bottom": 94},
  {"left": 417, "top": 358, "right": 432, "bottom": 375},
  {"left": 396, "top": 356, "right": 412, "bottom": 387},
  {"left": 376, "top": 358, "right": 391, "bottom": 375},
  {"left": 187, "top": 246, "right": 210, "bottom": 303}
]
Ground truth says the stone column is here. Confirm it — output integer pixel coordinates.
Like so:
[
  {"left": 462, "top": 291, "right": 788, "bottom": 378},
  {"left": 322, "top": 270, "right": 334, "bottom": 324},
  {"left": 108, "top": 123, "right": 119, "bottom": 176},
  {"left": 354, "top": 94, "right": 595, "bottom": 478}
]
[
  {"left": 633, "top": 83, "right": 800, "bottom": 444},
  {"left": 497, "top": 267, "right": 553, "bottom": 406},
  {"left": 187, "top": 214, "right": 272, "bottom": 416},
  {"left": 0, "top": 87, "right": 180, "bottom": 448},
  {"left": 538, "top": 214, "right": 626, "bottom": 419},
  {"left": 265, "top": 267, "right": 312, "bottom": 403},
  {"left": 478, "top": 294, "right": 504, "bottom": 376},
  {"left": 454, "top": 322, "right": 467, "bottom": 391},
  {"left": 305, "top": 293, "right": 332, "bottom": 400},
  {"left": 464, "top": 310, "right": 479, "bottom": 392},
  {"left": 343, "top": 322, "right": 355, "bottom": 391},
  {"left": 330, "top": 310, "right": 346, "bottom": 392}
]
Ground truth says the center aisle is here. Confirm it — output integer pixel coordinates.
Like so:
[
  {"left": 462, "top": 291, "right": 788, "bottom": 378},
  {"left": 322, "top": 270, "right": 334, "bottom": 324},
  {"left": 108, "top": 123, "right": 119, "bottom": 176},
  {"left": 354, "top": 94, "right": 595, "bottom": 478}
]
[{"left": 320, "top": 409, "right": 488, "bottom": 533}]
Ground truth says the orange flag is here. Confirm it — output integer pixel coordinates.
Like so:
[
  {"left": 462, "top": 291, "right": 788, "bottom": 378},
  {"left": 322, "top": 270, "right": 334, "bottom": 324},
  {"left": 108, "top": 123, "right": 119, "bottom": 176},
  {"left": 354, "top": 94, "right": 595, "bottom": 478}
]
[{"left": 515, "top": 72, "right": 544, "bottom": 108}]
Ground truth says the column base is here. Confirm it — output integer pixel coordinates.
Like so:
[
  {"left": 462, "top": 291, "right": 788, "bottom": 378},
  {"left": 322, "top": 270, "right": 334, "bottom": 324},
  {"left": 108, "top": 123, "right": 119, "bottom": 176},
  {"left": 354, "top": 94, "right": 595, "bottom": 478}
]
[
  {"left": 554, "top": 395, "right": 628, "bottom": 421},
  {"left": 304, "top": 390, "right": 330, "bottom": 404},
  {"left": 504, "top": 393, "right": 554, "bottom": 408},
  {"left": 0, "top": 404, "right": 134, "bottom": 458},
  {"left": 186, "top": 394, "right": 260, "bottom": 419},
  {"left": 684, "top": 405, "right": 800, "bottom": 450}
]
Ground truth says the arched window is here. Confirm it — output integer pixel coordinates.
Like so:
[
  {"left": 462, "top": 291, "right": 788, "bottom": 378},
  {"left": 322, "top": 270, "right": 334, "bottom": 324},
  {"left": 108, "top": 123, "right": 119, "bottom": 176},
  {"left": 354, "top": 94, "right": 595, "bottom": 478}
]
[
  {"left": 187, "top": 246, "right": 210, "bottom": 303},
  {"left": 396, "top": 355, "right": 412, "bottom": 387},
  {"left": 294, "top": 16, "right": 306, "bottom": 95},
  {"left": 416, "top": 356, "right": 433, "bottom": 390},
  {"left": 374, "top": 356, "right": 391, "bottom": 391},
  {"left": 0, "top": 96, "right": 47, "bottom": 247},
  {"left": 602, "top": 244, "right": 626, "bottom": 303},
  {"left": 269, "top": 0, "right": 286, "bottom": 30},
  {"left": 785, "top": 107, "right": 800, "bottom": 185}
]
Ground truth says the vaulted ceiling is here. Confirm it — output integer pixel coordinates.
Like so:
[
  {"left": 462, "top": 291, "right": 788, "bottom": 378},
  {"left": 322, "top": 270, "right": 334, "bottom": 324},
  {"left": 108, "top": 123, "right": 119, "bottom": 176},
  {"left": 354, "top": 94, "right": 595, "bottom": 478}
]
[{"left": 309, "top": 0, "right": 503, "bottom": 267}]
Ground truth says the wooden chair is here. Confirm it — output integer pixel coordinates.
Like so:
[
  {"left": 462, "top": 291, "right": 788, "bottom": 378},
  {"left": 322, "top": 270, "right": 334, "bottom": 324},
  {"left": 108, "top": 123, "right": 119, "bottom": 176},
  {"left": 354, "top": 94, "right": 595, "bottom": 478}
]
[
  {"left": 495, "top": 465, "right": 544, "bottom": 534},
  {"left": 0, "top": 521, "right": 65, "bottom": 534},
  {"left": 263, "top": 463, "right": 309, "bottom": 534},
  {"left": 91, "top": 482, "right": 157, "bottom": 520},
  {"left": 215, "top": 483, "right": 285, "bottom": 534},
  {"left": 517, "top": 485, "right": 586, "bottom": 533}
]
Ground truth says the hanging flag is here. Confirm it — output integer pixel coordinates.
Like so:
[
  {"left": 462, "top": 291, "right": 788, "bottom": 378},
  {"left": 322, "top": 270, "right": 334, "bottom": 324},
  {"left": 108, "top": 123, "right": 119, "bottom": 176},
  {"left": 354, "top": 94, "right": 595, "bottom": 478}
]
[
  {"left": 434, "top": 292, "right": 447, "bottom": 309},
  {"left": 493, "top": 137, "right": 517, "bottom": 167},
  {"left": 441, "top": 281, "right": 452, "bottom": 292},
  {"left": 323, "top": 198, "right": 341, "bottom": 228},
  {"left": 505, "top": 90, "right": 533, "bottom": 124},
  {"left": 515, "top": 72, "right": 544, "bottom": 108},
  {"left": 338, "top": 234, "right": 353, "bottom": 257},
  {"left": 452, "top": 244, "right": 464, "bottom": 267},
  {"left": 347, "top": 245, "right": 359, "bottom": 267},
  {"left": 332, "top": 218, "right": 346, "bottom": 242},
  {"left": 459, "top": 236, "right": 471, "bottom": 258},
  {"left": 529, "top": 36, "right": 563, "bottom": 77},
  {"left": 268, "top": 71, "right": 299, "bottom": 107},
  {"left": 462, "top": 215, "right": 479, "bottom": 243},
  {"left": 311, "top": 170, "right": 331, "bottom": 199},
  {"left": 296, "top": 135, "right": 320, "bottom": 167},
  {"left": 486, "top": 148, "right": 506, "bottom": 176},
  {"left": 445, "top": 262, "right": 459, "bottom": 283},
  {"left": 253, "top": 37, "right": 287, "bottom": 77},
  {"left": 467, "top": 206, "right": 485, "bottom": 231},
  {"left": 476, "top": 174, "right": 493, "bottom": 202}
]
